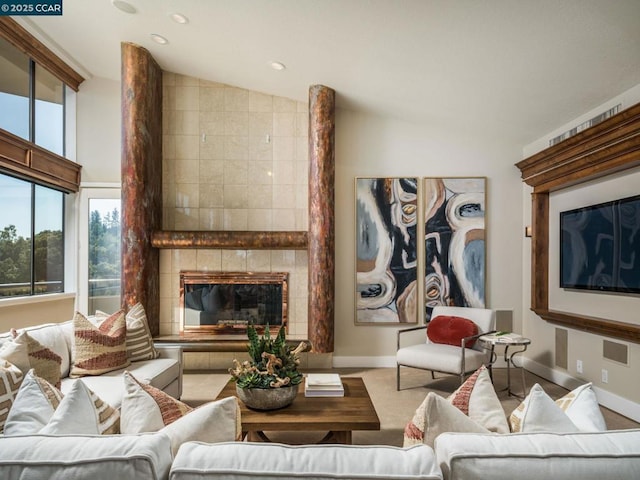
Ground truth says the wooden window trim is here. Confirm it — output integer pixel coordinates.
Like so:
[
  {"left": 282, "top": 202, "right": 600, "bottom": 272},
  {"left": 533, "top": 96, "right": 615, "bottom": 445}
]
[
  {"left": 516, "top": 102, "right": 640, "bottom": 343},
  {"left": 0, "top": 17, "right": 84, "bottom": 91},
  {"left": 0, "top": 128, "right": 80, "bottom": 193}
]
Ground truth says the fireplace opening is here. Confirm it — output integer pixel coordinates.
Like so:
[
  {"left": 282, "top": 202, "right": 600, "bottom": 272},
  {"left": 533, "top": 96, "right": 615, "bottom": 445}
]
[{"left": 179, "top": 271, "right": 288, "bottom": 336}]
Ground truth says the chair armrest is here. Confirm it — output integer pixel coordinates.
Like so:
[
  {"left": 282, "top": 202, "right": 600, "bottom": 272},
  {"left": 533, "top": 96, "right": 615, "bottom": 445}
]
[
  {"left": 397, "top": 325, "right": 428, "bottom": 350},
  {"left": 460, "top": 330, "right": 497, "bottom": 349}
]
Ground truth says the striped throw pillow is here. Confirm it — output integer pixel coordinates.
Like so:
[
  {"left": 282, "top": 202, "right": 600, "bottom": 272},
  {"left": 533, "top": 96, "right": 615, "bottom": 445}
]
[
  {"left": 0, "top": 360, "right": 23, "bottom": 433},
  {"left": 125, "top": 303, "right": 159, "bottom": 362},
  {"left": 70, "top": 311, "right": 130, "bottom": 377}
]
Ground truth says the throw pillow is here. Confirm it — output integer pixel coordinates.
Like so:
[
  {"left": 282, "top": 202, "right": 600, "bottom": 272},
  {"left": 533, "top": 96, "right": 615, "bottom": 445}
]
[
  {"left": 120, "top": 371, "right": 241, "bottom": 456},
  {"left": 124, "top": 303, "right": 159, "bottom": 362},
  {"left": 160, "top": 396, "right": 242, "bottom": 456},
  {"left": 120, "top": 370, "right": 192, "bottom": 433},
  {"left": 447, "top": 365, "right": 509, "bottom": 433},
  {"left": 70, "top": 311, "right": 130, "bottom": 377},
  {"left": 96, "top": 305, "right": 159, "bottom": 362},
  {"left": 509, "top": 383, "right": 580, "bottom": 433},
  {"left": 555, "top": 382, "right": 607, "bottom": 432},
  {"left": 0, "top": 331, "right": 62, "bottom": 388},
  {"left": 0, "top": 360, "right": 24, "bottom": 433},
  {"left": 3, "top": 369, "right": 63, "bottom": 435},
  {"left": 427, "top": 315, "right": 479, "bottom": 348},
  {"left": 403, "top": 391, "right": 490, "bottom": 448},
  {"left": 39, "top": 380, "right": 120, "bottom": 435}
]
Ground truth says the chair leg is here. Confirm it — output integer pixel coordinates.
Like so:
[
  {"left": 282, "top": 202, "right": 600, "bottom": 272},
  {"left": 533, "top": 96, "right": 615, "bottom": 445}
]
[
  {"left": 396, "top": 364, "right": 401, "bottom": 391},
  {"left": 430, "top": 371, "right": 435, "bottom": 380}
]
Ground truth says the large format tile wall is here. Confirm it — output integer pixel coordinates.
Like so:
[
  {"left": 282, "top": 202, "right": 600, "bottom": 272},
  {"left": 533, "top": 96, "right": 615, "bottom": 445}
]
[{"left": 159, "top": 72, "right": 314, "bottom": 369}]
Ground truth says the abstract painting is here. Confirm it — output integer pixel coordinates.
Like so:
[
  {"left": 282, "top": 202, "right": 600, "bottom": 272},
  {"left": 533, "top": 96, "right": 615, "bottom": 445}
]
[
  {"left": 356, "top": 177, "right": 418, "bottom": 324},
  {"left": 424, "top": 177, "right": 485, "bottom": 318}
]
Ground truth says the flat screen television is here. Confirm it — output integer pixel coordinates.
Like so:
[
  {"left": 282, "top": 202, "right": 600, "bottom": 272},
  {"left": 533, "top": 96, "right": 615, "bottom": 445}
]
[{"left": 560, "top": 194, "right": 640, "bottom": 294}]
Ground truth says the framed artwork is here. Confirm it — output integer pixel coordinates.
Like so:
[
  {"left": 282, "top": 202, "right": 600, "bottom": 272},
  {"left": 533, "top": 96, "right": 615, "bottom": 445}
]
[
  {"left": 424, "top": 177, "right": 486, "bottom": 319},
  {"left": 355, "top": 177, "right": 418, "bottom": 324}
]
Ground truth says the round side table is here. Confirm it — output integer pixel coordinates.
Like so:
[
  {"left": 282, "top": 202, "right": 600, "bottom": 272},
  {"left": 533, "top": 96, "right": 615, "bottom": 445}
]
[{"left": 478, "top": 332, "right": 531, "bottom": 398}]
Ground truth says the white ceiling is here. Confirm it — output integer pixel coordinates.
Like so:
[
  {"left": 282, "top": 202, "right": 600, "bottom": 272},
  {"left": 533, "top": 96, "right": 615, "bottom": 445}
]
[{"left": 22, "top": 0, "right": 640, "bottom": 145}]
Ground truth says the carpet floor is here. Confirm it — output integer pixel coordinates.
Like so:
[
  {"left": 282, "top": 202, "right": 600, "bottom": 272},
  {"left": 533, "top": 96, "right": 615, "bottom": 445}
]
[{"left": 182, "top": 367, "right": 639, "bottom": 446}]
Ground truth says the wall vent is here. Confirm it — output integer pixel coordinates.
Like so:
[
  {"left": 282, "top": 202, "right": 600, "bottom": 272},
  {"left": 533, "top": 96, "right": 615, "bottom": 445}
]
[
  {"left": 603, "top": 340, "right": 628, "bottom": 365},
  {"left": 555, "top": 328, "right": 568, "bottom": 370},
  {"left": 495, "top": 310, "right": 513, "bottom": 333},
  {"left": 549, "top": 104, "right": 621, "bottom": 146}
]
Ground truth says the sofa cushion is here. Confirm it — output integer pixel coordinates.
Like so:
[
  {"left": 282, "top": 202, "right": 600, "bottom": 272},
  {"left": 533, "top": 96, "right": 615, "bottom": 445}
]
[
  {"left": 447, "top": 365, "right": 509, "bottom": 433},
  {"left": 0, "top": 360, "right": 23, "bottom": 433},
  {"left": 71, "top": 311, "right": 130, "bottom": 377},
  {"left": 170, "top": 442, "right": 443, "bottom": 480},
  {"left": 4, "top": 369, "right": 63, "bottom": 435},
  {"left": 61, "top": 356, "right": 180, "bottom": 409},
  {"left": 121, "top": 371, "right": 192, "bottom": 433},
  {"left": 435, "top": 429, "right": 640, "bottom": 480},
  {"left": 0, "top": 433, "right": 172, "bottom": 480},
  {"left": 427, "top": 315, "right": 479, "bottom": 348},
  {"left": 404, "top": 391, "right": 489, "bottom": 448},
  {"left": 40, "top": 380, "right": 120, "bottom": 435},
  {"left": 509, "top": 383, "right": 580, "bottom": 433},
  {"left": 555, "top": 382, "right": 606, "bottom": 432}
]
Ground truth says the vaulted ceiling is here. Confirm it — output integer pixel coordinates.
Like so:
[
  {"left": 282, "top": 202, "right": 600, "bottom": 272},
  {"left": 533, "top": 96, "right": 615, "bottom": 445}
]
[{"left": 21, "top": 0, "right": 640, "bottom": 145}]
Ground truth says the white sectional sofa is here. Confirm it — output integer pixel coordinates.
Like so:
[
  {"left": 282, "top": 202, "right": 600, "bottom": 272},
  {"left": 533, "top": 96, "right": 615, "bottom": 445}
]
[
  {"left": 0, "top": 319, "right": 183, "bottom": 408},
  {"left": 1, "top": 429, "right": 640, "bottom": 480}
]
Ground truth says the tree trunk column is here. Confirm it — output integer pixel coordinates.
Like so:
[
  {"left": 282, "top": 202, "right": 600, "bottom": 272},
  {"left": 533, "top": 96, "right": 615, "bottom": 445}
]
[
  {"left": 121, "top": 42, "right": 163, "bottom": 335},
  {"left": 308, "top": 85, "right": 335, "bottom": 353}
]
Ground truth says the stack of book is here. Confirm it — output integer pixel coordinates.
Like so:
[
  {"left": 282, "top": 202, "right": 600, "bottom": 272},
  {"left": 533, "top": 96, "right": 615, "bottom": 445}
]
[{"left": 304, "top": 373, "right": 344, "bottom": 397}]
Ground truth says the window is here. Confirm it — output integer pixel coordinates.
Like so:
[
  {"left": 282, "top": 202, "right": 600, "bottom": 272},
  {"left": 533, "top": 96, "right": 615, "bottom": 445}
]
[
  {"left": 0, "top": 173, "right": 64, "bottom": 297},
  {"left": 0, "top": 36, "right": 65, "bottom": 156},
  {"left": 88, "top": 198, "right": 121, "bottom": 314}
]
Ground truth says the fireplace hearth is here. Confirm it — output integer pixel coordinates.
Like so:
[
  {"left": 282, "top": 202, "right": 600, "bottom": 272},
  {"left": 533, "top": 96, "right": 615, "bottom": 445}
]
[{"left": 179, "top": 271, "right": 288, "bottom": 336}]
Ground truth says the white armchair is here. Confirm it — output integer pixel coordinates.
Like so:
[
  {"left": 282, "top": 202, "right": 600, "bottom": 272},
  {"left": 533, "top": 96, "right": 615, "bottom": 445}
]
[{"left": 396, "top": 306, "right": 495, "bottom": 390}]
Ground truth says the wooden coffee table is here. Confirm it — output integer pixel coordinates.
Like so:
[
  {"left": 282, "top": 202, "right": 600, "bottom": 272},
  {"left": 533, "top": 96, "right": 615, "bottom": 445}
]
[{"left": 215, "top": 377, "right": 380, "bottom": 444}]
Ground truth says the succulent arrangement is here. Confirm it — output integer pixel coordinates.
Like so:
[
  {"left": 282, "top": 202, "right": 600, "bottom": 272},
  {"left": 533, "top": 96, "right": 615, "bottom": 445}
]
[{"left": 229, "top": 324, "right": 306, "bottom": 389}]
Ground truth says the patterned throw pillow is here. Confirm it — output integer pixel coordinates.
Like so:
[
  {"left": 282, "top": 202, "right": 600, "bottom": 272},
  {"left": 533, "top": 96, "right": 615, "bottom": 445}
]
[
  {"left": 0, "top": 331, "right": 62, "bottom": 388},
  {"left": 121, "top": 371, "right": 241, "bottom": 456},
  {"left": 39, "top": 380, "right": 120, "bottom": 435},
  {"left": 124, "top": 303, "right": 159, "bottom": 361},
  {"left": 403, "top": 392, "right": 489, "bottom": 448},
  {"left": 96, "top": 304, "right": 159, "bottom": 362},
  {"left": 447, "top": 365, "right": 509, "bottom": 433},
  {"left": 0, "top": 360, "right": 24, "bottom": 433},
  {"left": 509, "top": 383, "right": 580, "bottom": 433},
  {"left": 427, "top": 315, "right": 479, "bottom": 348},
  {"left": 71, "top": 311, "right": 130, "bottom": 377},
  {"left": 555, "top": 382, "right": 606, "bottom": 432},
  {"left": 121, "top": 370, "right": 192, "bottom": 433},
  {"left": 3, "top": 369, "right": 64, "bottom": 436}
]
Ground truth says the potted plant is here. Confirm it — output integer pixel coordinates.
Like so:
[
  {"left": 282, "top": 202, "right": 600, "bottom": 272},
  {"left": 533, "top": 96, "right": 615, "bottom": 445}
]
[{"left": 229, "top": 324, "right": 307, "bottom": 410}]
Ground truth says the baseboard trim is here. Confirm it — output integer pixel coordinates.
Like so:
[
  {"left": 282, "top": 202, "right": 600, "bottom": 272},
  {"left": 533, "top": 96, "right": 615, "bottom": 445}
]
[{"left": 522, "top": 357, "right": 640, "bottom": 423}]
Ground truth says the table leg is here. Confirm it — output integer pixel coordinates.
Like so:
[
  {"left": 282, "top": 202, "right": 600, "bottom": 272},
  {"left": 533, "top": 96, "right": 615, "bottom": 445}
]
[{"left": 504, "top": 345, "right": 528, "bottom": 398}]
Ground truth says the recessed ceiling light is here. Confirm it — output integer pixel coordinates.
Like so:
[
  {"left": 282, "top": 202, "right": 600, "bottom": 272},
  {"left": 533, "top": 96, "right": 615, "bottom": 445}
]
[
  {"left": 170, "top": 12, "right": 189, "bottom": 24},
  {"left": 150, "top": 34, "right": 169, "bottom": 45},
  {"left": 111, "top": 0, "right": 137, "bottom": 14},
  {"left": 270, "top": 61, "right": 286, "bottom": 71}
]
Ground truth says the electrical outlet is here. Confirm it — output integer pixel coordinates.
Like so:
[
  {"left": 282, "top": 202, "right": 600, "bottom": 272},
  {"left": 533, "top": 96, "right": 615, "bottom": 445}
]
[
  {"left": 602, "top": 369, "right": 609, "bottom": 384},
  {"left": 576, "top": 360, "right": 583, "bottom": 374}
]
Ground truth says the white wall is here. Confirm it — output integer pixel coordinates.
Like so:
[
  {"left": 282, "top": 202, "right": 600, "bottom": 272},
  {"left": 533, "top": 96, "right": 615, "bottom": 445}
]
[
  {"left": 521, "top": 83, "right": 640, "bottom": 421},
  {"left": 76, "top": 76, "right": 121, "bottom": 183},
  {"left": 333, "top": 109, "right": 524, "bottom": 365}
]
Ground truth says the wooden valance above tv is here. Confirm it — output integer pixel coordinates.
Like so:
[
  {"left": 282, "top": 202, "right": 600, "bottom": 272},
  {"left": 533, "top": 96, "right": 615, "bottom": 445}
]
[{"left": 516, "top": 102, "right": 640, "bottom": 344}]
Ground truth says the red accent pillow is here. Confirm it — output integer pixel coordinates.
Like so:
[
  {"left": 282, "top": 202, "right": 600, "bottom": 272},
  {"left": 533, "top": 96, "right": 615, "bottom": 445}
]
[{"left": 427, "top": 315, "right": 479, "bottom": 348}]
